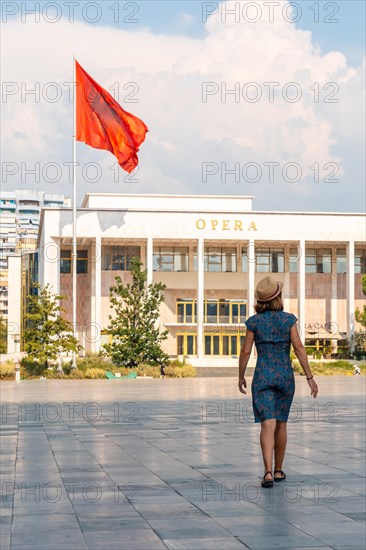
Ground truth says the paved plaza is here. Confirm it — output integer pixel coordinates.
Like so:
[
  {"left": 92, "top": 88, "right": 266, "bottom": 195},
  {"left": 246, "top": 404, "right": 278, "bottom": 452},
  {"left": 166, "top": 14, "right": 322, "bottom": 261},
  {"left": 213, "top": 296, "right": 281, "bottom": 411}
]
[{"left": 0, "top": 376, "right": 365, "bottom": 550}]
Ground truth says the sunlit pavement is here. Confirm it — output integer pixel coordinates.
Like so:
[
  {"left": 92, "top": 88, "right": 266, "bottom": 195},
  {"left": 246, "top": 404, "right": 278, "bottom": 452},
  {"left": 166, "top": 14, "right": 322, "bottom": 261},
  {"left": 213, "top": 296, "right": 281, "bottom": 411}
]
[{"left": 1, "top": 376, "right": 365, "bottom": 549}]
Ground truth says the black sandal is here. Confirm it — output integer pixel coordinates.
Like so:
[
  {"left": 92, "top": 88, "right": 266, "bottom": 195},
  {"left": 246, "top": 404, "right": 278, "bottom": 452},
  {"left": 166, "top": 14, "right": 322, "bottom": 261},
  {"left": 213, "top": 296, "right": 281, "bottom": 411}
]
[
  {"left": 261, "top": 471, "right": 273, "bottom": 488},
  {"left": 274, "top": 469, "right": 286, "bottom": 482}
]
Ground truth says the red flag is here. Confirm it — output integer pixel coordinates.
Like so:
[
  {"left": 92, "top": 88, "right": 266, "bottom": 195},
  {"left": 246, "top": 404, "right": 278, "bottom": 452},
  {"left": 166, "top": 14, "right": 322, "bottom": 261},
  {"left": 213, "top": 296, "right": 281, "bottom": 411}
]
[{"left": 75, "top": 60, "right": 148, "bottom": 173}]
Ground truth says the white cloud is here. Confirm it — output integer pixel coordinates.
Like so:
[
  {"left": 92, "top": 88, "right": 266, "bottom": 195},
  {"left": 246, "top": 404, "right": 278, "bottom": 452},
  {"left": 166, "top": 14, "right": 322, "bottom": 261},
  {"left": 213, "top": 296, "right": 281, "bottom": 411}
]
[
  {"left": 177, "top": 13, "right": 195, "bottom": 27},
  {"left": 1, "top": 1, "right": 364, "bottom": 212}
]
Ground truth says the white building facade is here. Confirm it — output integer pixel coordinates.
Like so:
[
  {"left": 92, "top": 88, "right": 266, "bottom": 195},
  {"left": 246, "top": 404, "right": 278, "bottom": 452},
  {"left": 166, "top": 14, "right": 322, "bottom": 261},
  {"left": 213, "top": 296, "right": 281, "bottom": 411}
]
[{"left": 31, "top": 193, "right": 366, "bottom": 365}]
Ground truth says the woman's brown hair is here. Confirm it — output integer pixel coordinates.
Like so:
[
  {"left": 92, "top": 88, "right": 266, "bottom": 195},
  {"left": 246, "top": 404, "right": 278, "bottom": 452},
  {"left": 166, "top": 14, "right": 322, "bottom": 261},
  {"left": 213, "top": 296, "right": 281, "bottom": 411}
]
[{"left": 255, "top": 293, "right": 283, "bottom": 313}]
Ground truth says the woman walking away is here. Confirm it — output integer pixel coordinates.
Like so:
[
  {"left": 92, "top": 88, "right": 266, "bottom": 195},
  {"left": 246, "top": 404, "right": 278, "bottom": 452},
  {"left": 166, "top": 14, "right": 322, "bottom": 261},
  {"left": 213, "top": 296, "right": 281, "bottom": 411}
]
[{"left": 238, "top": 276, "right": 318, "bottom": 488}]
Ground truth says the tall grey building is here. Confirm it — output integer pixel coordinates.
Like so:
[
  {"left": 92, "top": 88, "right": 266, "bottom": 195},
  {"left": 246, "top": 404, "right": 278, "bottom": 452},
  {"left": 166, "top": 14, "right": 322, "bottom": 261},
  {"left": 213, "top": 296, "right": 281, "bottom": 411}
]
[{"left": 0, "top": 190, "right": 70, "bottom": 321}]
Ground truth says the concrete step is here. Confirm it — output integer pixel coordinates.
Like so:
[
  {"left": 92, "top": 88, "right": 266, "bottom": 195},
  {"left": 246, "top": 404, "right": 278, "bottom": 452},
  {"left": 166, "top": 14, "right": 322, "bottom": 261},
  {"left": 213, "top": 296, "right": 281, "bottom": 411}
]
[{"left": 195, "top": 367, "right": 255, "bottom": 377}]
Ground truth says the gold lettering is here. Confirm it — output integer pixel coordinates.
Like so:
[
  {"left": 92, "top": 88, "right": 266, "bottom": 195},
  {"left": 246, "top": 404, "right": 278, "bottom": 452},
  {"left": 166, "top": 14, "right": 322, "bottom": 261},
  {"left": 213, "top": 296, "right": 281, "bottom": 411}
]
[
  {"left": 196, "top": 219, "right": 206, "bottom": 230},
  {"left": 196, "top": 218, "right": 257, "bottom": 231}
]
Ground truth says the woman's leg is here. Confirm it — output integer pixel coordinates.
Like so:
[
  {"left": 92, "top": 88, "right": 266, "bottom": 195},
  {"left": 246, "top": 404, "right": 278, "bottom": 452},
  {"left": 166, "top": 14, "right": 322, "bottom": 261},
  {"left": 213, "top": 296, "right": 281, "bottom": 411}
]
[
  {"left": 260, "top": 418, "right": 276, "bottom": 478},
  {"left": 274, "top": 420, "right": 287, "bottom": 477}
]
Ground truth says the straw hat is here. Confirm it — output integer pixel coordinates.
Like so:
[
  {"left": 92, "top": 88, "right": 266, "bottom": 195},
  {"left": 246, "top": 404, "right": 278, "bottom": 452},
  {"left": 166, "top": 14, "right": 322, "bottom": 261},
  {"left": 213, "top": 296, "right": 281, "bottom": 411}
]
[{"left": 255, "top": 276, "right": 283, "bottom": 302}]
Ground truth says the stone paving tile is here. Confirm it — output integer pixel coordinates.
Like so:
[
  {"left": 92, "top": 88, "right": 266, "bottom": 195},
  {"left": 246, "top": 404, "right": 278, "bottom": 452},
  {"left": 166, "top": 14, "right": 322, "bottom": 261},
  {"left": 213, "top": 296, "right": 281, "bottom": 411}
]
[
  {"left": 286, "top": 513, "right": 366, "bottom": 548},
  {"left": 82, "top": 528, "right": 166, "bottom": 549},
  {"left": 78, "top": 517, "right": 152, "bottom": 532},
  {"left": 11, "top": 530, "right": 88, "bottom": 550},
  {"left": 0, "top": 514, "right": 12, "bottom": 534},
  {"left": 212, "top": 515, "right": 306, "bottom": 537},
  {"left": 147, "top": 516, "right": 241, "bottom": 540},
  {"left": 0, "top": 534, "right": 11, "bottom": 550},
  {"left": 133, "top": 502, "right": 205, "bottom": 519},
  {"left": 1, "top": 377, "right": 365, "bottom": 550},
  {"left": 163, "top": 537, "right": 249, "bottom": 549},
  {"left": 10, "top": 512, "right": 77, "bottom": 527},
  {"left": 237, "top": 534, "right": 328, "bottom": 549}
]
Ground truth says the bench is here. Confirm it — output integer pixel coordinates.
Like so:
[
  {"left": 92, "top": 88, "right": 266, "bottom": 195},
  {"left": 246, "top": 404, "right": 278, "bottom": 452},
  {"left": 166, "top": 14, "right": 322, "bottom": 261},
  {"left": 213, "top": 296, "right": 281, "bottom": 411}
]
[{"left": 105, "top": 371, "right": 137, "bottom": 380}]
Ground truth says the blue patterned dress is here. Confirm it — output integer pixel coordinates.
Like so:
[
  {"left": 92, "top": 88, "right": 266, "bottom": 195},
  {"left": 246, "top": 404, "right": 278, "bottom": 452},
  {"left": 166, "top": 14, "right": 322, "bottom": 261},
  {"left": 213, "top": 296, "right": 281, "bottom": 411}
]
[{"left": 245, "top": 311, "right": 297, "bottom": 423}]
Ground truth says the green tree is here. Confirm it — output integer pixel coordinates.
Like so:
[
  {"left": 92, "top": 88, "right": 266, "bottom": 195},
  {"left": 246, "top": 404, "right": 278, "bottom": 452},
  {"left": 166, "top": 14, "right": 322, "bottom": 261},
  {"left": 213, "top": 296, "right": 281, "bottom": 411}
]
[
  {"left": 24, "top": 284, "right": 78, "bottom": 367},
  {"left": 355, "top": 275, "right": 366, "bottom": 328},
  {"left": 0, "top": 314, "right": 7, "bottom": 354},
  {"left": 103, "top": 258, "right": 169, "bottom": 368}
]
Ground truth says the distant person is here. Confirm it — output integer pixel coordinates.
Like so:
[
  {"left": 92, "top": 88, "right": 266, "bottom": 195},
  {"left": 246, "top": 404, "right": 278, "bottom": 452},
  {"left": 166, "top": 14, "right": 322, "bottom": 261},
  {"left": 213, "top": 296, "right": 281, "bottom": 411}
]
[
  {"left": 353, "top": 365, "right": 361, "bottom": 376},
  {"left": 160, "top": 365, "right": 166, "bottom": 378},
  {"left": 239, "top": 276, "right": 318, "bottom": 488}
]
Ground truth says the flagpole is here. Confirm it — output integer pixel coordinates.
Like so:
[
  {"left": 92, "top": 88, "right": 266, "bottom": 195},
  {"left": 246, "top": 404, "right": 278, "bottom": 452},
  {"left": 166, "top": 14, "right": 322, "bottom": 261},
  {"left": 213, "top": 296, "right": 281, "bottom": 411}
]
[{"left": 71, "top": 55, "right": 77, "bottom": 369}]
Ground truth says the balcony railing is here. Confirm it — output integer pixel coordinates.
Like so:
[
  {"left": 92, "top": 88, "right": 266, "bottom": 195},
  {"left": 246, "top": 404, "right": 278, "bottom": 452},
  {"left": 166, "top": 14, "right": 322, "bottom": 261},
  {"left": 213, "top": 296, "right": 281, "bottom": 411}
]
[{"left": 176, "top": 315, "right": 244, "bottom": 324}]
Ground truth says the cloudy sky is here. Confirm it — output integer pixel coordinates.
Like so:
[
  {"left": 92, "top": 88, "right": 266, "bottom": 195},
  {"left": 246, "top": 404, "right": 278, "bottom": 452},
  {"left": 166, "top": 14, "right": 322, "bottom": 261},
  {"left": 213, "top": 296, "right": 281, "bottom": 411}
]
[{"left": 2, "top": 0, "right": 365, "bottom": 212}]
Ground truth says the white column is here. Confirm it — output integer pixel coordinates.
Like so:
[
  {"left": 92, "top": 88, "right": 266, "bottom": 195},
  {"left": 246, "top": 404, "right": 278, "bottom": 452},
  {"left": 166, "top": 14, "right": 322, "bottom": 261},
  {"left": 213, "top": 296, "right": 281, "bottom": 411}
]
[
  {"left": 90, "top": 237, "right": 101, "bottom": 353},
  {"left": 7, "top": 255, "right": 22, "bottom": 354},
  {"left": 42, "top": 237, "right": 60, "bottom": 295},
  {"left": 298, "top": 239, "right": 306, "bottom": 344},
  {"left": 197, "top": 237, "right": 204, "bottom": 359},
  {"left": 247, "top": 238, "right": 255, "bottom": 317},
  {"left": 331, "top": 245, "right": 338, "bottom": 343},
  {"left": 146, "top": 237, "right": 153, "bottom": 286},
  {"left": 347, "top": 241, "right": 355, "bottom": 352}
]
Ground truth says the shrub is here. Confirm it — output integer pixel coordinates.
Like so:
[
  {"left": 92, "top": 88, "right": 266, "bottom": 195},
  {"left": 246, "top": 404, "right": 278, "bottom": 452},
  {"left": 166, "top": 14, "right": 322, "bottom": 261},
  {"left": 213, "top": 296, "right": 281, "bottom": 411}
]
[
  {"left": 164, "top": 365, "right": 196, "bottom": 378},
  {"left": 20, "top": 357, "right": 46, "bottom": 377},
  {"left": 293, "top": 359, "right": 365, "bottom": 375},
  {"left": 291, "top": 360, "right": 302, "bottom": 374},
  {"left": 169, "top": 358, "right": 187, "bottom": 368},
  {"left": 61, "top": 360, "right": 73, "bottom": 375},
  {"left": 44, "top": 371, "right": 66, "bottom": 380},
  {"left": 20, "top": 366, "right": 29, "bottom": 379},
  {"left": 136, "top": 364, "right": 161, "bottom": 378},
  {"left": 0, "top": 361, "right": 15, "bottom": 379},
  {"left": 69, "top": 369, "right": 85, "bottom": 379},
  {"left": 174, "top": 365, "right": 196, "bottom": 378},
  {"left": 325, "top": 360, "right": 354, "bottom": 369},
  {"left": 84, "top": 368, "right": 107, "bottom": 379},
  {"left": 77, "top": 353, "right": 113, "bottom": 372}
]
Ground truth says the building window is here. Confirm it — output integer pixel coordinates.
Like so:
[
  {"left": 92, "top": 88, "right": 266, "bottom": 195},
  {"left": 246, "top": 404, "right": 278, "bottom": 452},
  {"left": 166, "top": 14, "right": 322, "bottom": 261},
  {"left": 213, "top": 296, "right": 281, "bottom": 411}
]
[
  {"left": 305, "top": 248, "right": 331, "bottom": 273},
  {"left": 255, "top": 248, "right": 284, "bottom": 273},
  {"left": 102, "top": 246, "right": 140, "bottom": 271},
  {"left": 242, "top": 249, "right": 248, "bottom": 272},
  {"left": 355, "top": 250, "right": 366, "bottom": 274},
  {"left": 77, "top": 251, "right": 88, "bottom": 274},
  {"left": 60, "top": 250, "right": 71, "bottom": 273},
  {"left": 194, "top": 247, "right": 237, "bottom": 272},
  {"left": 177, "top": 334, "right": 196, "bottom": 355},
  {"left": 337, "top": 249, "right": 347, "bottom": 274},
  {"left": 176, "top": 299, "right": 246, "bottom": 324},
  {"left": 177, "top": 299, "right": 196, "bottom": 323},
  {"left": 153, "top": 247, "right": 188, "bottom": 272},
  {"left": 177, "top": 332, "right": 245, "bottom": 357},
  {"left": 205, "top": 300, "right": 218, "bottom": 322},
  {"left": 289, "top": 247, "right": 299, "bottom": 273},
  {"left": 60, "top": 250, "right": 88, "bottom": 274},
  {"left": 229, "top": 301, "right": 247, "bottom": 324}
]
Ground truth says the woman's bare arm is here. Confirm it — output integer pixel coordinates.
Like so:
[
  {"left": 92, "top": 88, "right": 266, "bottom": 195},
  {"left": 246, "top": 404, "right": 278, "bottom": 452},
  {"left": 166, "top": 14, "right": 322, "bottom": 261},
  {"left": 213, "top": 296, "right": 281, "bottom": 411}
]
[
  {"left": 290, "top": 325, "right": 318, "bottom": 397},
  {"left": 238, "top": 330, "right": 254, "bottom": 394}
]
